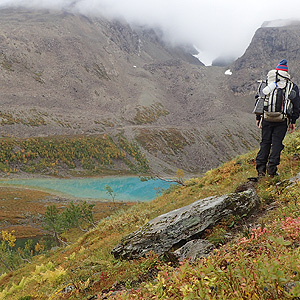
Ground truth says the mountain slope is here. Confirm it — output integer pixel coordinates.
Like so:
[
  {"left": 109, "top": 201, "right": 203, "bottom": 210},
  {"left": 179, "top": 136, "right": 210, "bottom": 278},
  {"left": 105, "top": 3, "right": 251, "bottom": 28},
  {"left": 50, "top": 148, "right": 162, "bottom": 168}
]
[
  {"left": 0, "top": 8, "right": 260, "bottom": 175},
  {"left": 229, "top": 21, "right": 300, "bottom": 96}
]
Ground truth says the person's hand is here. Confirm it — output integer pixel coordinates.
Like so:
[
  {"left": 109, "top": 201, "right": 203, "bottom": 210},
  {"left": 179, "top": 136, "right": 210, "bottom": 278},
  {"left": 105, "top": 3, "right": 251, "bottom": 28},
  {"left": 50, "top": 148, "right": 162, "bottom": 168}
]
[
  {"left": 256, "top": 119, "right": 262, "bottom": 129},
  {"left": 288, "top": 123, "right": 296, "bottom": 133}
]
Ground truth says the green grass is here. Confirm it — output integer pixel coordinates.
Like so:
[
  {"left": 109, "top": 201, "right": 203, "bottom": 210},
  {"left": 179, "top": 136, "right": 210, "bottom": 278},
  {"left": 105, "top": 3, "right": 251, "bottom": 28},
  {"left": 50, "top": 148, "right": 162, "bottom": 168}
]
[{"left": 0, "top": 130, "right": 300, "bottom": 299}]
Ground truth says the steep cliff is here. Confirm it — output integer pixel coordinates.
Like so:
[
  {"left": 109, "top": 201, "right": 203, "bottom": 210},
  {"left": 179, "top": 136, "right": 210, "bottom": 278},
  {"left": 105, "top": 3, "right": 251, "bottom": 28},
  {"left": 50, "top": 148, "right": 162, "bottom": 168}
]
[{"left": 229, "top": 21, "right": 300, "bottom": 95}]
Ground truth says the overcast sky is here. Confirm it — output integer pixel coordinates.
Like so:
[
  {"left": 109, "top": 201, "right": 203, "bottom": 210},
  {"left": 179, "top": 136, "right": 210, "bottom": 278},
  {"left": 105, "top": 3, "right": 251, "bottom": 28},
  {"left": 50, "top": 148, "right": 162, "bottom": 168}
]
[{"left": 1, "top": 0, "right": 300, "bottom": 65}]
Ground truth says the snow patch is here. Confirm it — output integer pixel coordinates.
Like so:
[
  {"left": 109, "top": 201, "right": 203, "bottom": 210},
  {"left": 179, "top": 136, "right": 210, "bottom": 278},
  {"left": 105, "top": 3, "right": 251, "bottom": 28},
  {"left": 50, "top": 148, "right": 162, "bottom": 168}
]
[
  {"left": 225, "top": 69, "right": 232, "bottom": 75},
  {"left": 193, "top": 46, "right": 214, "bottom": 66}
]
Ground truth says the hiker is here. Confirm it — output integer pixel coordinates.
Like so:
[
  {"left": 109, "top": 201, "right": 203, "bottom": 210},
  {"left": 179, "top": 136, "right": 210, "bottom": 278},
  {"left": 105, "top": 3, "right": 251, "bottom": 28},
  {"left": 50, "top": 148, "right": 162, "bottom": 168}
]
[{"left": 255, "top": 59, "right": 300, "bottom": 177}]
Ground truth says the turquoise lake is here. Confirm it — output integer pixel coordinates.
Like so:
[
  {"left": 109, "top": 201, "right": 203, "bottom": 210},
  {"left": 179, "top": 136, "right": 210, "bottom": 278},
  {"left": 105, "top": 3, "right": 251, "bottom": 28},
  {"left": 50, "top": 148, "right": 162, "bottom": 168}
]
[{"left": 0, "top": 177, "right": 175, "bottom": 202}]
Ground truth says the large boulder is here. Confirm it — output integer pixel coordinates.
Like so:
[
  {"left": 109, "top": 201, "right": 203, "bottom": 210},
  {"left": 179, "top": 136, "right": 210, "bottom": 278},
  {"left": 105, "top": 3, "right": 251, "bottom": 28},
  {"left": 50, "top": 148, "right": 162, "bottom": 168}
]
[{"left": 111, "top": 185, "right": 259, "bottom": 260}]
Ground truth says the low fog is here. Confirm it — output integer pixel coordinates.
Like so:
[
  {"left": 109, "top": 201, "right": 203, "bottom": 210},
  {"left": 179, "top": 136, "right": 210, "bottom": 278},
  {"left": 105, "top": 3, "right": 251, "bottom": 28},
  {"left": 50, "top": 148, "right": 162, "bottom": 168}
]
[{"left": 1, "top": 0, "right": 300, "bottom": 65}]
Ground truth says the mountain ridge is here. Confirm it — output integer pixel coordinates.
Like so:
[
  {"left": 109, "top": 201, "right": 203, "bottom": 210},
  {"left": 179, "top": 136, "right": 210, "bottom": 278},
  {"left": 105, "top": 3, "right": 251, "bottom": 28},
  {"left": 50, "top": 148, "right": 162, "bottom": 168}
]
[{"left": 1, "top": 8, "right": 299, "bottom": 176}]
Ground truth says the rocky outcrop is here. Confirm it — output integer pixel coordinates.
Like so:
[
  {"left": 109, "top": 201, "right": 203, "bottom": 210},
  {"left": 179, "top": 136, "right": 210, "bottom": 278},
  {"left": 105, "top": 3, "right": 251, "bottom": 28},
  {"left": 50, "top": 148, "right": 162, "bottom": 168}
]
[
  {"left": 111, "top": 185, "right": 260, "bottom": 260},
  {"left": 229, "top": 22, "right": 300, "bottom": 95},
  {"left": 173, "top": 239, "right": 214, "bottom": 262}
]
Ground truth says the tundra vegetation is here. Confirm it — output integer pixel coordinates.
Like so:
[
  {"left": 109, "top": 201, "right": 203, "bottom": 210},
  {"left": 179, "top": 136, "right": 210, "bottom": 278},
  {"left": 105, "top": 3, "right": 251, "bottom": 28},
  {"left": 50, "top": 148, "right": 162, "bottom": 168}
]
[
  {"left": 0, "top": 130, "right": 300, "bottom": 299},
  {"left": 0, "top": 134, "right": 149, "bottom": 176}
]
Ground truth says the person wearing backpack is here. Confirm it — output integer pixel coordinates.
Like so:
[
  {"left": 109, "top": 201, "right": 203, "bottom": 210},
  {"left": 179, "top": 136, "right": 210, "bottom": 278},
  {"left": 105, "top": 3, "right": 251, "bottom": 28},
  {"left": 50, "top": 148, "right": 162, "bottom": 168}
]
[{"left": 255, "top": 59, "right": 300, "bottom": 178}]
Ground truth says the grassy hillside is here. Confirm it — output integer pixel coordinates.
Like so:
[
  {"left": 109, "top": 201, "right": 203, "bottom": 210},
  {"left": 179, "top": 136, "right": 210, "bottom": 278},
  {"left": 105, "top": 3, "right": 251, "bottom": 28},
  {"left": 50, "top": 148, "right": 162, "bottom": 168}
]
[
  {"left": 0, "top": 134, "right": 149, "bottom": 177},
  {"left": 0, "top": 130, "right": 300, "bottom": 299}
]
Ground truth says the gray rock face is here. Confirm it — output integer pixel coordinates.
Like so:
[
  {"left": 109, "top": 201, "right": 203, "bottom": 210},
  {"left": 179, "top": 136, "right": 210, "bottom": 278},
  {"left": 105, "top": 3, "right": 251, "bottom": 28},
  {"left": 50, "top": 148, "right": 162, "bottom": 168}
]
[
  {"left": 173, "top": 239, "right": 214, "bottom": 262},
  {"left": 229, "top": 24, "right": 300, "bottom": 95},
  {"left": 111, "top": 186, "right": 259, "bottom": 260}
]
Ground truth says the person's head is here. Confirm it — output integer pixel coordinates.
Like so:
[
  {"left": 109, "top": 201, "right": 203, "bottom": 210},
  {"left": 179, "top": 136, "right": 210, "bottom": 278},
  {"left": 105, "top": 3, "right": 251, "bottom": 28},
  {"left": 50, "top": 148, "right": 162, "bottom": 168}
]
[{"left": 276, "top": 59, "right": 288, "bottom": 72}]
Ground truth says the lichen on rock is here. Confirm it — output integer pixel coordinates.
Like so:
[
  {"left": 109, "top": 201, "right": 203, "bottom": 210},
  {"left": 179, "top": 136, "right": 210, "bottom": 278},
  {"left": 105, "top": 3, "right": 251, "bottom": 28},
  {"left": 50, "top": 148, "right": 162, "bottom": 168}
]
[{"left": 111, "top": 185, "right": 260, "bottom": 260}]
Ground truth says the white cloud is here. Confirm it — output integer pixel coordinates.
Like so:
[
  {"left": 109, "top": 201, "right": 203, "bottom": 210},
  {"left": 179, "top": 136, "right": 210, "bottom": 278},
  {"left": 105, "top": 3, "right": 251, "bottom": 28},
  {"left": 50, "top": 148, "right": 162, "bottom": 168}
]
[{"left": 1, "top": 0, "right": 300, "bottom": 65}]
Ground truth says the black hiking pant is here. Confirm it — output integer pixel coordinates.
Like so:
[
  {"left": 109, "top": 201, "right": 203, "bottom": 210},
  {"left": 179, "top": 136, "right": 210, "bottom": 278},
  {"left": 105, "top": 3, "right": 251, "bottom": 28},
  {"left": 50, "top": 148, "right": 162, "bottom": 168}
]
[{"left": 256, "top": 119, "right": 288, "bottom": 176}]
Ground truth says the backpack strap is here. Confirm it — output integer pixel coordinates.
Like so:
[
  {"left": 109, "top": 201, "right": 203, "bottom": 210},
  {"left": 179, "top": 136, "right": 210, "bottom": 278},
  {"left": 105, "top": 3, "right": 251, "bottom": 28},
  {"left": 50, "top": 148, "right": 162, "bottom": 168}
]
[
  {"left": 276, "top": 70, "right": 291, "bottom": 81},
  {"left": 283, "top": 82, "right": 294, "bottom": 117},
  {"left": 287, "top": 81, "right": 294, "bottom": 95},
  {"left": 275, "top": 70, "right": 279, "bottom": 83},
  {"left": 283, "top": 81, "right": 294, "bottom": 101}
]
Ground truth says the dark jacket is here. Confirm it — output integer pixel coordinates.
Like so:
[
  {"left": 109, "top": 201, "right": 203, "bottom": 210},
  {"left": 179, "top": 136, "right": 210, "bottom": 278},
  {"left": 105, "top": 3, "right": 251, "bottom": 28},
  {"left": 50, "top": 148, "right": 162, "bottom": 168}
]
[{"left": 290, "top": 83, "right": 300, "bottom": 124}]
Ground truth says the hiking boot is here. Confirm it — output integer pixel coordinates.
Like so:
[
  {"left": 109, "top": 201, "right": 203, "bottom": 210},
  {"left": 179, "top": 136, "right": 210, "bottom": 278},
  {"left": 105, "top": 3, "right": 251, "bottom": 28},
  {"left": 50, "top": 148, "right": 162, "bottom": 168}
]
[
  {"left": 247, "top": 177, "right": 259, "bottom": 182},
  {"left": 268, "top": 173, "right": 279, "bottom": 178},
  {"left": 258, "top": 172, "right": 266, "bottom": 178}
]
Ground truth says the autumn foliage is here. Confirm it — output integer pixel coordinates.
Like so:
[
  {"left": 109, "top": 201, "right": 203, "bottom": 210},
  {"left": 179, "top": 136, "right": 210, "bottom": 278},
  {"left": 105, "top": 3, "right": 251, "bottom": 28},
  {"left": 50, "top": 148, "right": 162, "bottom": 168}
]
[{"left": 0, "top": 134, "right": 149, "bottom": 175}]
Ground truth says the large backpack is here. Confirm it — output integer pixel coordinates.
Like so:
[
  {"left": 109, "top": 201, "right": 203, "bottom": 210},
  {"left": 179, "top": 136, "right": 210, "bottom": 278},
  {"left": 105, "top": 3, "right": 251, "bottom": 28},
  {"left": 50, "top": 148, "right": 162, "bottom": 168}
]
[{"left": 253, "top": 69, "right": 294, "bottom": 122}]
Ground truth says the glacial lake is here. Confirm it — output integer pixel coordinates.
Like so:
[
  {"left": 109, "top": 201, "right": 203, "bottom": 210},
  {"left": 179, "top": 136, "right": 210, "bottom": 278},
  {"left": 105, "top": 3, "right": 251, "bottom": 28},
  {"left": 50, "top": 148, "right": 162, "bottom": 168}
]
[{"left": 0, "top": 177, "right": 175, "bottom": 202}]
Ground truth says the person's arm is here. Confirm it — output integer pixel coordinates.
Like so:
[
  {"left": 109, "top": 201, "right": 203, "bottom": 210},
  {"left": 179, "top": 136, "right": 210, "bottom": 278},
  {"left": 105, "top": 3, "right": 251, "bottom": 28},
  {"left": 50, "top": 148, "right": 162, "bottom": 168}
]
[{"left": 290, "top": 84, "right": 300, "bottom": 124}]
